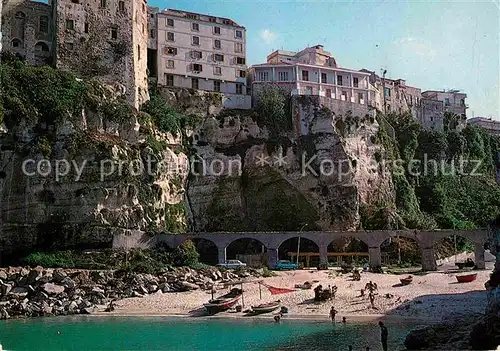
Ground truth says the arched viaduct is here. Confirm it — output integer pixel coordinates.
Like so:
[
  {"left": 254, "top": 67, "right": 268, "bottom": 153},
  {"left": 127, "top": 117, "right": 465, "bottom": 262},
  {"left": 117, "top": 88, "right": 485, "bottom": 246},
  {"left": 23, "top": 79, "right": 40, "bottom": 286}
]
[{"left": 113, "top": 229, "right": 488, "bottom": 271}]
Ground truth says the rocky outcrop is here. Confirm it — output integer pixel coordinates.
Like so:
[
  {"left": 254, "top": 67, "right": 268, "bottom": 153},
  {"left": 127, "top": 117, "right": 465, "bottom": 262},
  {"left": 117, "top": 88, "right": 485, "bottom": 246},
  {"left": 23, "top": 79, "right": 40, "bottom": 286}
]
[
  {"left": 0, "top": 265, "right": 260, "bottom": 320},
  {"left": 0, "top": 83, "right": 188, "bottom": 262},
  {"left": 187, "top": 99, "right": 393, "bottom": 232}
]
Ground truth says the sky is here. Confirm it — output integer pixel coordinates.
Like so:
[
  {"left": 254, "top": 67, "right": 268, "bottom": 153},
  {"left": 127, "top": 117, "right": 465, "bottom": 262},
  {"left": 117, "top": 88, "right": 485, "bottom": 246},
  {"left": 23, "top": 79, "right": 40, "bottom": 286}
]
[{"left": 150, "top": 0, "right": 499, "bottom": 119}]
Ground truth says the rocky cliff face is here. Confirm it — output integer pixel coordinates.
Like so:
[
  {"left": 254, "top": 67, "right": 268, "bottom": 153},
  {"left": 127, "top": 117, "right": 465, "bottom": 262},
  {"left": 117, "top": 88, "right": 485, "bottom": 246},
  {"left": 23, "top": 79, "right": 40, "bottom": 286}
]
[
  {"left": 187, "top": 96, "right": 393, "bottom": 232},
  {"left": 0, "top": 80, "right": 394, "bottom": 260},
  {"left": 0, "top": 83, "right": 188, "bottom": 261}
]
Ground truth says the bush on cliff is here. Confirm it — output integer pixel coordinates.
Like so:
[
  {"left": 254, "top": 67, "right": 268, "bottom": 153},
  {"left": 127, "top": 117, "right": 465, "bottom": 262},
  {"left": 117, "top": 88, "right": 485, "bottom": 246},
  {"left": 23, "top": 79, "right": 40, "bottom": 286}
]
[
  {"left": 170, "top": 240, "right": 200, "bottom": 267},
  {"left": 23, "top": 251, "right": 77, "bottom": 269}
]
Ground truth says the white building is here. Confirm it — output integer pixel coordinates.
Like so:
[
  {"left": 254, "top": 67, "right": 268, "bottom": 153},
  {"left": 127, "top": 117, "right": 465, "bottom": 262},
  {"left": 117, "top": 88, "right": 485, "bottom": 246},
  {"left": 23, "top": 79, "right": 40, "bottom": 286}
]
[
  {"left": 250, "top": 45, "right": 372, "bottom": 106},
  {"left": 153, "top": 9, "right": 250, "bottom": 108}
]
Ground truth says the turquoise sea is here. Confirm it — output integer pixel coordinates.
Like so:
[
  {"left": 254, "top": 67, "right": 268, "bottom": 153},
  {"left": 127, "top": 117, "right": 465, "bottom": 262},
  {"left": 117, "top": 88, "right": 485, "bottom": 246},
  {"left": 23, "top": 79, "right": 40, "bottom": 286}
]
[{"left": 0, "top": 316, "right": 413, "bottom": 350}]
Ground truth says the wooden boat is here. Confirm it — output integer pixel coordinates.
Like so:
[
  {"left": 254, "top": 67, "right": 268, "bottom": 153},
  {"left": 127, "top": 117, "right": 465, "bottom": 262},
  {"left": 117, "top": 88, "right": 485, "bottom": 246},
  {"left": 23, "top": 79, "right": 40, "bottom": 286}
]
[
  {"left": 456, "top": 273, "right": 477, "bottom": 283},
  {"left": 204, "top": 288, "right": 242, "bottom": 314},
  {"left": 400, "top": 276, "right": 413, "bottom": 285},
  {"left": 251, "top": 300, "right": 281, "bottom": 314}
]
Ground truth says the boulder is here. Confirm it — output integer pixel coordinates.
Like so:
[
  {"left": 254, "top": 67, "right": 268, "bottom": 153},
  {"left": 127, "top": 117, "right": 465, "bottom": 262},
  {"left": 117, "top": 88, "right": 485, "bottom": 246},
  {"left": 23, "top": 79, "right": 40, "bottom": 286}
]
[
  {"left": 61, "top": 277, "right": 76, "bottom": 290},
  {"left": 0, "top": 270, "right": 7, "bottom": 280},
  {"left": 42, "top": 283, "right": 65, "bottom": 295},
  {"left": 53, "top": 269, "right": 68, "bottom": 283},
  {"left": 26, "top": 267, "right": 44, "bottom": 285},
  {"left": 9, "top": 287, "right": 28, "bottom": 298},
  {"left": 179, "top": 281, "right": 199, "bottom": 291},
  {"left": 0, "top": 281, "right": 13, "bottom": 296}
]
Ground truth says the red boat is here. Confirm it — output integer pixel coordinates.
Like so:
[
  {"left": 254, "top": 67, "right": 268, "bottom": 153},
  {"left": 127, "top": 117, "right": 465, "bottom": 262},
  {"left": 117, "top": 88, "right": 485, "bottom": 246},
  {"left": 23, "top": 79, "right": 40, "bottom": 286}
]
[
  {"left": 204, "top": 288, "right": 242, "bottom": 314},
  {"left": 456, "top": 273, "right": 477, "bottom": 283}
]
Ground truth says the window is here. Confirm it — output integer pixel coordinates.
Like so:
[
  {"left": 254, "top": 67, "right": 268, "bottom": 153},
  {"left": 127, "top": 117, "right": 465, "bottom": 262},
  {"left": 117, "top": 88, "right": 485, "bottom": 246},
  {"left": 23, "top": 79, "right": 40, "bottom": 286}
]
[
  {"left": 66, "top": 19, "right": 74, "bottom": 30},
  {"left": 214, "top": 39, "right": 221, "bottom": 49},
  {"left": 234, "top": 42, "right": 243, "bottom": 53},
  {"left": 192, "top": 23, "right": 199, "bottom": 31},
  {"left": 337, "top": 75, "right": 343, "bottom": 86},
  {"left": 444, "top": 98, "right": 450, "bottom": 106},
  {"left": 118, "top": 1, "right": 125, "bottom": 12},
  {"left": 209, "top": 17, "right": 216, "bottom": 23},
  {"left": 213, "top": 80, "right": 221, "bottom": 92},
  {"left": 111, "top": 25, "right": 118, "bottom": 39},
  {"left": 214, "top": 66, "right": 222, "bottom": 75},
  {"left": 278, "top": 71, "right": 289, "bottom": 81},
  {"left": 65, "top": 42, "right": 74, "bottom": 50},
  {"left": 321, "top": 73, "right": 327, "bottom": 84},
  {"left": 305, "top": 86, "right": 313, "bottom": 95},
  {"left": 358, "top": 92, "right": 364, "bottom": 103},
  {"left": 236, "top": 57, "right": 245, "bottom": 65},
  {"left": 35, "top": 42, "right": 49, "bottom": 52},
  {"left": 258, "top": 71, "right": 269, "bottom": 81},
  {"left": 214, "top": 53, "right": 224, "bottom": 62},
  {"left": 236, "top": 84, "right": 243, "bottom": 95},
  {"left": 384, "top": 87, "right": 390, "bottom": 98},
  {"left": 137, "top": 45, "right": 140, "bottom": 60},
  {"left": 187, "top": 14, "right": 198, "bottom": 20},
  {"left": 71, "top": 0, "right": 79, "bottom": 4},
  {"left": 142, "top": 23, "right": 145, "bottom": 35},
  {"left": 165, "top": 47, "right": 177, "bottom": 55},
  {"left": 166, "top": 60, "right": 174, "bottom": 68},
  {"left": 167, "top": 18, "right": 174, "bottom": 27},
  {"left": 353, "top": 77, "right": 359, "bottom": 88},
  {"left": 460, "top": 99, "right": 465, "bottom": 106},
  {"left": 192, "top": 63, "right": 202, "bottom": 72},
  {"left": 235, "top": 30, "right": 242, "bottom": 39},
  {"left": 192, "top": 36, "right": 199, "bottom": 45},
  {"left": 167, "top": 32, "right": 174, "bottom": 41},
  {"left": 302, "top": 70, "right": 309, "bottom": 81},
  {"left": 341, "top": 91, "right": 347, "bottom": 101},
  {"left": 326, "top": 89, "right": 332, "bottom": 98},
  {"left": 192, "top": 78, "right": 199, "bottom": 89},
  {"left": 239, "top": 70, "right": 246, "bottom": 78},
  {"left": 150, "top": 29, "right": 155, "bottom": 38},
  {"left": 214, "top": 26, "right": 220, "bottom": 35},
  {"left": 191, "top": 50, "right": 202, "bottom": 59},
  {"left": 84, "top": 22, "right": 89, "bottom": 33},
  {"left": 11, "top": 39, "right": 22, "bottom": 48},
  {"left": 100, "top": 0, "right": 106, "bottom": 8},
  {"left": 15, "top": 11, "right": 25, "bottom": 19},
  {"left": 39, "top": 16, "right": 49, "bottom": 33},
  {"left": 165, "top": 74, "right": 174, "bottom": 86}
]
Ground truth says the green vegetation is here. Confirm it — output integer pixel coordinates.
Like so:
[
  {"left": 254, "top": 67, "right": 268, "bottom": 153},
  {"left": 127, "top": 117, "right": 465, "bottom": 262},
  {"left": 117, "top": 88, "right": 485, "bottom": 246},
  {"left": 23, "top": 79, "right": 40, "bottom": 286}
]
[
  {"left": 140, "top": 93, "right": 201, "bottom": 136},
  {"left": 22, "top": 241, "right": 201, "bottom": 274},
  {"left": 254, "top": 84, "right": 291, "bottom": 136},
  {"left": 0, "top": 59, "right": 88, "bottom": 128},
  {"left": 365, "top": 111, "right": 500, "bottom": 230}
]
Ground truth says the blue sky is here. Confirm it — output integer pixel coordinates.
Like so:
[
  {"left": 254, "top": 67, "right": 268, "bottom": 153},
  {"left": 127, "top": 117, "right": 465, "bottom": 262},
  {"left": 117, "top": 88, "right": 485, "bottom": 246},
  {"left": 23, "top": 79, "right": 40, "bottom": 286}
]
[{"left": 152, "top": 0, "right": 499, "bottom": 118}]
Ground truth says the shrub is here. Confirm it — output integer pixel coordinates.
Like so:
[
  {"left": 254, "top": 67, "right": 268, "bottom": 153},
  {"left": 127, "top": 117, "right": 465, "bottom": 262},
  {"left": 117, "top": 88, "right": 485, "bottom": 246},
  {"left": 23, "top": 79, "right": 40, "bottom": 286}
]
[
  {"left": 23, "top": 251, "right": 76, "bottom": 268},
  {"left": 170, "top": 240, "right": 200, "bottom": 267}
]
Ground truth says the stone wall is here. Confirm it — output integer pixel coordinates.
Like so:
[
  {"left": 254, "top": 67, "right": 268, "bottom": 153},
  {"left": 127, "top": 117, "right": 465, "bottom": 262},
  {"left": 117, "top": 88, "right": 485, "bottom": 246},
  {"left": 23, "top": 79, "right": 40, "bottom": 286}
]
[{"left": 1, "top": 0, "right": 54, "bottom": 65}]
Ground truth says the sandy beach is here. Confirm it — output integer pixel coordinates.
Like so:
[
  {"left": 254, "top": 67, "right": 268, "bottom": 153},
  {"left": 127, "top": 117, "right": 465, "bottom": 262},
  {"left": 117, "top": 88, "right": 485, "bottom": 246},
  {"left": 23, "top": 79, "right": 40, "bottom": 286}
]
[{"left": 105, "top": 267, "right": 491, "bottom": 322}]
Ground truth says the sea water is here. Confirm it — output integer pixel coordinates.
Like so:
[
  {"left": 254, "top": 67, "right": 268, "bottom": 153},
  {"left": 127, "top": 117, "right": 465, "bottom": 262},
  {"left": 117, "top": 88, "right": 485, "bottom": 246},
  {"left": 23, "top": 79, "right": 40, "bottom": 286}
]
[{"left": 0, "top": 316, "right": 413, "bottom": 350}]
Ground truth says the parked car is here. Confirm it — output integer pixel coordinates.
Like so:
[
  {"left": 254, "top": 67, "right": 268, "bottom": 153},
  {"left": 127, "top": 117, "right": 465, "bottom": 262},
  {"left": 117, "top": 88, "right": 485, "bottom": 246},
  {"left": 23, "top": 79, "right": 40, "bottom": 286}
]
[
  {"left": 274, "top": 260, "right": 298, "bottom": 270},
  {"left": 216, "top": 260, "right": 247, "bottom": 269}
]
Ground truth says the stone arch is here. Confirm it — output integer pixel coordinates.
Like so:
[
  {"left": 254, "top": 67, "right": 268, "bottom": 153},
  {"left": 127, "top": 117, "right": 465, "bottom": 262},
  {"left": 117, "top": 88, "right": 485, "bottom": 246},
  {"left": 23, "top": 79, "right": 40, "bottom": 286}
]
[
  {"left": 434, "top": 234, "right": 477, "bottom": 269},
  {"left": 11, "top": 38, "right": 23, "bottom": 49},
  {"left": 189, "top": 238, "right": 218, "bottom": 266},
  {"left": 380, "top": 236, "right": 421, "bottom": 267},
  {"left": 278, "top": 237, "right": 319, "bottom": 268},
  {"left": 35, "top": 41, "right": 50, "bottom": 52},
  {"left": 327, "top": 235, "right": 369, "bottom": 266},
  {"left": 226, "top": 237, "right": 267, "bottom": 267}
]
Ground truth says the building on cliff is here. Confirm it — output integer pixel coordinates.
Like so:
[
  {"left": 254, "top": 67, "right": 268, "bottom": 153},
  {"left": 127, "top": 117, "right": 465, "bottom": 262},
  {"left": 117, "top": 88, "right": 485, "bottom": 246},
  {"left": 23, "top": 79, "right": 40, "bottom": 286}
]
[
  {"left": 148, "top": 8, "right": 251, "bottom": 109},
  {"left": 250, "top": 45, "right": 375, "bottom": 130},
  {"left": 467, "top": 117, "right": 500, "bottom": 135},
  {"left": 1, "top": 0, "right": 54, "bottom": 66},
  {"left": 417, "top": 90, "right": 467, "bottom": 131}
]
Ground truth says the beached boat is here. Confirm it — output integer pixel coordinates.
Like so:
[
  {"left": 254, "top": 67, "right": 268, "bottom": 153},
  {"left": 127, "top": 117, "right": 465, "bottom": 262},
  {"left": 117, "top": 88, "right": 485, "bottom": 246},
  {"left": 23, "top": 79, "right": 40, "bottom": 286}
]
[
  {"left": 251, "top": 300, "right": 281, "bottom": 314},
  {"left": 204, "top": 288, "right": 242, "bottom": 314},
  {"left": 456, "top": 273, "right": 477, "bottom": 283},
  {"left": 400, "top": 276, "right": 413, "bottom": 285}
]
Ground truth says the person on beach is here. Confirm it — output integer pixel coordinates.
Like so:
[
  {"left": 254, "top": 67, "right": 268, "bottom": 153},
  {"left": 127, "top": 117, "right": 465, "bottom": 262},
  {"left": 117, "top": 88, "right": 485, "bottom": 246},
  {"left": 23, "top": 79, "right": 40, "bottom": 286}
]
[
  {"left": 329, "top": 306, "right": 337, "bottom": 323},
  {"left": 342, "top": 317, "right": 346, "bottom": 324},
  {"left": 274, "top": 313, "right": 282, "bottom": 323},
  {"left": 379, "top": 321, "right": 388, "bottom": 351},
  {"left": 369, "top": 292, "right": 375, "bottom": 309}
]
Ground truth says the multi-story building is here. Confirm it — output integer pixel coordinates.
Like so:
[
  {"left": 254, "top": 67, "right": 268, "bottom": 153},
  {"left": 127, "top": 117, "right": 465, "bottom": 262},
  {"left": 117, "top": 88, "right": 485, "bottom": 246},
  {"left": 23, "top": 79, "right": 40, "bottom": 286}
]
[
  {"left": 1, "top": 0, "right": 54, "bottom": 66},
  {"left": 153, "top": 9, "right": 249, "bottom": 108},
  {"left": 251, "top": 45, "right": 372, "bottom": 106},
  {"left": 467, "top": 117, "right": 500, "bottom": 135},
  {"left": 359, "top": 69, "right": 422, "bottom": 118},
  {"left": 421, "top": 90, "right": 468, "bottom": 117}
]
